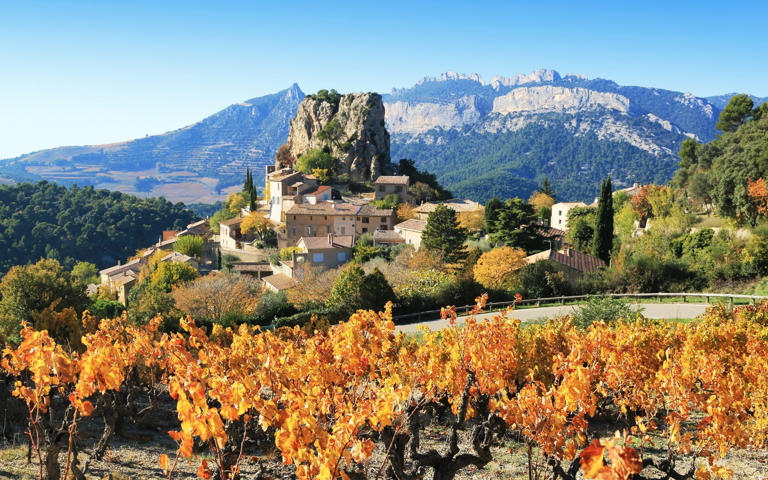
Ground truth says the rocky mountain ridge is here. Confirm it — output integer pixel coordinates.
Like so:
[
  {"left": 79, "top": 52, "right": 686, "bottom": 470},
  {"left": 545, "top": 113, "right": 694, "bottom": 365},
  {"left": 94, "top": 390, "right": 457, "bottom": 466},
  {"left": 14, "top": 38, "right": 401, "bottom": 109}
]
[{"left": 1, "top": 69, "right": 763, "bottom": 203}]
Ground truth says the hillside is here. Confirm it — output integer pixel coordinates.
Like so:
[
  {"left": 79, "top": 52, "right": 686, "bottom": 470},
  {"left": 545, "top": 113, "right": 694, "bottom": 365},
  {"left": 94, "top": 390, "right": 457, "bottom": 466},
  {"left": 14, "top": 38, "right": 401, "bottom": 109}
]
[
  {"left": 3, "top": 70, "right": 762, "bottom": 203},
  {"left": 385, "top": 69, "right": 721, "bottom": 202},
  {"left": 0, "top": 181, "right": 198, "bottom": 274},
  {"left": 0, "top": 85, "right": 304, "bottom": 203}
]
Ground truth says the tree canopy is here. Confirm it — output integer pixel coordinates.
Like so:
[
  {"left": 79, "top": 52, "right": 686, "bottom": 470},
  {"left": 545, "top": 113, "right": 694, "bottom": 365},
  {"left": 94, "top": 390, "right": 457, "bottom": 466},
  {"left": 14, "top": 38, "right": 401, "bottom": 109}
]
[
  {"left": 0, "top": 181, "right": 197, "bottom": 275},
  {"left": 420, "top": 204, "right": 468, "bottom": 265}
]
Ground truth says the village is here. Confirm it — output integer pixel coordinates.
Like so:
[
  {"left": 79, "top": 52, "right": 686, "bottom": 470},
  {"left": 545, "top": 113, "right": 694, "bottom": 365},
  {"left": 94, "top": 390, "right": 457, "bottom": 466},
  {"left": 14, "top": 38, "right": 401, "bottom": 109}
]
[{"left": 97, "top": 164, "right": 650, "bottom": 308}]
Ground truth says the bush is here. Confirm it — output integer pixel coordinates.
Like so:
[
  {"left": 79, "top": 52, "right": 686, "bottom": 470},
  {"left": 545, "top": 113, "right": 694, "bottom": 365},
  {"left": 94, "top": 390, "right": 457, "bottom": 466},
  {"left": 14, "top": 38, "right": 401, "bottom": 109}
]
[
  {"left": 514, "top": 260, "right": 570, "bottom": 299},
  {"left": 571, "top": 296, "right": 638, "bottom": 329},
  {"left": 89, "top": 299, "right": 126, "bottom": 319},
  {"left": 254, "top": 291, "right": 297, "bottom": 325}
]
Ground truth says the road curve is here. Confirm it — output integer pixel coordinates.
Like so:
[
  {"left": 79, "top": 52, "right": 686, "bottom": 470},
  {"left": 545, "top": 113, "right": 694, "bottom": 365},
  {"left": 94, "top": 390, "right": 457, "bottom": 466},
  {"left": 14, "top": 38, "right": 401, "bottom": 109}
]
[{"left": 395, "top": 303, "right": 711, "bottom": 334}]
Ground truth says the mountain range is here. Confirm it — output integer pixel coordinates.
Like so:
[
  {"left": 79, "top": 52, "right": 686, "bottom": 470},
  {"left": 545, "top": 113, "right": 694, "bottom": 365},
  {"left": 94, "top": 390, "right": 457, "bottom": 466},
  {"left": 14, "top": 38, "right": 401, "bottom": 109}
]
[{"left": 1, "top": 70, "right": 763, "bottom": 203}]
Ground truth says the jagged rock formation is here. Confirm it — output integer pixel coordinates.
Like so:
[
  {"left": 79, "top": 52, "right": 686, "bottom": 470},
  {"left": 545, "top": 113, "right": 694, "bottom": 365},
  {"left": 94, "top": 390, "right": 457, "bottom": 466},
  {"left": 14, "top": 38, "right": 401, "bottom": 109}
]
[{"left": 281, "top": 92, "right": 391, "bottom": 181}]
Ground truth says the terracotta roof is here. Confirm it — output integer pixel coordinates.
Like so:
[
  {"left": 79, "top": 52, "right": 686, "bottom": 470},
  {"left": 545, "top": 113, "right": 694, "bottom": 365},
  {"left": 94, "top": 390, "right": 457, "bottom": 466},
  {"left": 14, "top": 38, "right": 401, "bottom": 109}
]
[
  {"left": 304, "top": 185, "right": 331, "bottom": 196},
  {"left": 395, "top": 219, "right": 427, "bottom": 232},
  {"left": 299, "top": 235, "right": 355, "bottom": 250},
  {"left": 161, "top": 252, "right": 195, "bottom": 264},
  {"left": 375, "top": 175, "right": 409, "bottom": 185},
  {"left": 373, "top": 230, "right": 405, "bottom": 243},
  {"left": 414, "top": 199, "right": 482, "bottom": 214},
  {"left": 162, "top": 230, "right": 180, "bottom": 241},
  {"left": 526, "top": 248, "right": 605, "bottom": 273},
  {"left": 535, "top": 226, "right": 566, "bottom": 239},
  {"left": 262, "top": 273, "right": 296, "bottom": 291}
]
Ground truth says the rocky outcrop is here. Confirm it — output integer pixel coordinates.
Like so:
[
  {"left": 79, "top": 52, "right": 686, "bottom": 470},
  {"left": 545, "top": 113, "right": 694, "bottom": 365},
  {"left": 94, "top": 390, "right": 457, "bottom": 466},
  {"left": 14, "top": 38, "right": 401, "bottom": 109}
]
[
  {"left": 282, "top": 92, "right": 391, "bottom": 181},
  {"left": 492, "top": 86, "right": 630, "bottom": 115},
  {"left": 385, "top": 95, "right": 485, "bottom": 134}
]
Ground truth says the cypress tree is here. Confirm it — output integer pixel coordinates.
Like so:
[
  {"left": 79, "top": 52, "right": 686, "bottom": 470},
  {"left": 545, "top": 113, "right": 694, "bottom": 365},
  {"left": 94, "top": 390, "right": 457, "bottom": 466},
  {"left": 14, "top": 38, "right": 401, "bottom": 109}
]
[{"left": 592, "top": 177, "right": 614, "bottom": 264}]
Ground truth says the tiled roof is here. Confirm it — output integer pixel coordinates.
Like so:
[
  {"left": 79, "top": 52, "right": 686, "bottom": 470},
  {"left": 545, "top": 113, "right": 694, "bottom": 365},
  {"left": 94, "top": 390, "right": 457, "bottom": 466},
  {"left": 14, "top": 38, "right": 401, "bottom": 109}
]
[
  {"left": 552, "top": 202, "right": 588, "bottom": 208},
  {"left": 375, "top": 175, "right": 409, "bottom": 185},
  {"left": 220, "top": 216, "right": 244, "bottom": 227},
  {"left": 526, "top": 248, "right": 605, "bottom": 273},
  {"left": 299, "top": 235, "right": 355, "bottom": 250},
  {"left": 414, "top": 199, "right": 483, "bottom": 214},
  {"left": 357, "top": 204, "right": 394, "bottom": 217},
  {"left": 395, "top": 219, "right": 427, "bottom": 232},
  {"left": 161, "top": 252, "right": 194, "bottom": 264},
  {"left": 99, "top": 258, "right": 142, "bottom": 276},
  {"left": 287, "top": 202, "right": 359, "bottom": 216},
  {"left": 373, "top": 230, "right": 405, "bottom": 243},
  {"left": 305, "top": 185, "right": 331, "bottom": 196},
  {"left": 262, "top": 273, "right": 296, "bottom": 291},
  {"left": 535, "top": 226, "right": 566, "bottom": 239}
]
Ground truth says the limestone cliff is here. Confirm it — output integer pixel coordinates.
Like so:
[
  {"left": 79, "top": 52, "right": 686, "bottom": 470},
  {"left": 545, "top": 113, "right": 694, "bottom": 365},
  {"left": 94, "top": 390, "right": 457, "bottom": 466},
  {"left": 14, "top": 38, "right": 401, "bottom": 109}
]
[{"left": 281, "top": 92, "right": 391, "bottom": 181}]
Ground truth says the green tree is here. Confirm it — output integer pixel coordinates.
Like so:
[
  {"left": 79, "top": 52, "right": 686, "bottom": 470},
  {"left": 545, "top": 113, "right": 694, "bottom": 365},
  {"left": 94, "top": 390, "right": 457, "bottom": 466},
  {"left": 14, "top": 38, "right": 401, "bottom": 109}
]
[
  {"left": 538, "top": 177, "right": 556, "bottom": 200},
  {"left": 70, "top": 261, "right": 99, "bottom": 288},
  {"left": 484, "top": 197, "right": 504, "bottom": 234},
  {"left": 89, "top": 299, "right": 126, "bottom": 319},
  {"left": 0, "top": 258, "right": 88, "bottom": 344},
  {"left": 296, "top": 149, "right": 336, "bottom": 175},
  {"left": 592, "top": 177, "right": 614, "bottom": 264},
  {"left": 327, "top": 265, "right": 394, "bottom": 313},
  {"left": 489, "top": 198, "right": 541, "bottom": 251},
  {"left": 716, "top": 94, "right": 754, "bottom": 133},
  {"left": 421, "top": 204, "right": 468, "bottom": 265},
  {"left": 150, "top": 261, "right": 199, "bottom": 292},
  {"left": 409, "top": 182, "right": 437, "bottom": 204},
  {"left": 174, "top": 235, "right": 204, "bottom": 258},
  {"left": 566, "top": 206, "right": 598, "bottom": 252}
]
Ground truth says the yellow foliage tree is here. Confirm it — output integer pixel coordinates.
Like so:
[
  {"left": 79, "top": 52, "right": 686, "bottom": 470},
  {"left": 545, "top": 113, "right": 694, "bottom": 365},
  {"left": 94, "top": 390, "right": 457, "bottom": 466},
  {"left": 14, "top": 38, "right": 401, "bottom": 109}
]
[
  {"left": 240, "top": 212, "right": 273, "bottom": 240},
  {"left": 529, "top": 192, "right": 555, "bottom": 210},
  {"left": 473, "top": 246, "right": 528, "bottom": 290},
  {"left": 396, "top": 202, "right": 416, "bottom": 222},
  {"left": 458, "top": 208, "right": 485, "bottom": 233}
]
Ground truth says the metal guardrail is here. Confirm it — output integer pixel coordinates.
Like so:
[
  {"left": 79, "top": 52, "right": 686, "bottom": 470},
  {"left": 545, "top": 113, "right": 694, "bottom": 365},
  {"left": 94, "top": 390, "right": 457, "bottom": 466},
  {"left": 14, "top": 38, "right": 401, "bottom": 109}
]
[{"left": 392, "top": 292, "right": 768, "bottom": 323}]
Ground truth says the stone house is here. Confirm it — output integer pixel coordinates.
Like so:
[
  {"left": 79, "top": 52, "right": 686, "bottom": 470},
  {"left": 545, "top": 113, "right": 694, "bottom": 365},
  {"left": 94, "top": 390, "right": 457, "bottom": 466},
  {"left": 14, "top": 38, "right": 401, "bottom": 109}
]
[
  {"left": 413, "top": 199, "right": 483, "bottom": 221},
  {"left": 374, "top": 176, "right": 410, "bottom": 203},
  {"left": 550, "top": 202, "right": 587, "bottom": 231},
  {"left": 394, "top": 219, "right": 427, "bottom": 250},
  {"left": 297, "top": 234, "right": 354, "bottom": 269},
  {"left": 265, "top": 167, "right": 319, "bottom": 223},
  {"left": 219, "top": 216, "right": 250, "bottom": 250},
  {"left": 281, "top": 202, "right": 394, "bottom": 247}
]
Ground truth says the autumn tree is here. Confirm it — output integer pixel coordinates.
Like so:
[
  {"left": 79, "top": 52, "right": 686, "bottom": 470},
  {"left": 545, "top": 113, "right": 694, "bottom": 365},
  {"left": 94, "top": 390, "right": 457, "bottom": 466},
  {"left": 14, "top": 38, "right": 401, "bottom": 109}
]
[
  {"left": 172, "top": 272, "right": 262, "bottom": 325},
  {"left": 421, "top": 204, "right": 468, "bottom": 265},
  {"left": 286, "top": 265, "right": 339, "bottom": 310},
  {"left": 473, "top": 246, "right": 528, "bottom": 290},
  {"left": 748, "top": 178, "right": 768, "bottom": 217},
  {"left": 395, "top": 202, "right": 416, "bottom": 222},
  {"left": 457, "top": 208, "right": 485, "bottom": 234},
  {"left": 241, "top": 212, "right": 274, "bottom": 242},
  {"left": 150, "top": 261, "right": 199, "bottom": 292}
]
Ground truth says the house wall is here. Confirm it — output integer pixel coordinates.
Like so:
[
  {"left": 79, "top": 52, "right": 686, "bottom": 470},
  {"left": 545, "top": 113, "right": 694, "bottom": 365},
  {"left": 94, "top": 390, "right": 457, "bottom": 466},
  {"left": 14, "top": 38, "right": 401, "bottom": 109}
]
[
  {"left": 375, "top": 183, "right": 409, "bottom": 203},
  {"left": 355, "top": 215, "right": 393, "bottom": 236},
  {"left": 550, "top": 204, "right": 584, "bottom": 231},
  {"left": 220, "top": 223, "right": 239, "bottom": 250},
  {"left": 395, "top": 227, "right": 423, "bottom": 250},
  {"left": 303, "top": 247, "right": 353, "bottom": 269}
]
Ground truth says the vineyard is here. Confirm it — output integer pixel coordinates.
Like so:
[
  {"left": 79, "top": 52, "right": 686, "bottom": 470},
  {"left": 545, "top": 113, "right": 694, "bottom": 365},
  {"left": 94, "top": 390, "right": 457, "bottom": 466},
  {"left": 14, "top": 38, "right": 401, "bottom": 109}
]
[{"left": 1, "top": 298, "right": 768, "bottom": 480}]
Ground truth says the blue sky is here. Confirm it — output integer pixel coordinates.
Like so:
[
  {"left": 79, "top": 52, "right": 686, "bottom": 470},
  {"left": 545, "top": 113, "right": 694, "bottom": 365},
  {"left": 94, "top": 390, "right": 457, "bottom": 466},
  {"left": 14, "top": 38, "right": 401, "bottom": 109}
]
[{"left": 1, "top": 0, "right": 766, "bottom": 159}]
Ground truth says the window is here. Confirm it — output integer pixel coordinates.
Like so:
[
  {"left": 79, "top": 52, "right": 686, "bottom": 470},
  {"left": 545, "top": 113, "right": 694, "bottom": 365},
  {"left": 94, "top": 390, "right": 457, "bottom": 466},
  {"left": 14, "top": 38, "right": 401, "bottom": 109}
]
[
  {"left": 324, "top": 216, "right": 327, "bottom": 220},
  {"left": 293, "top": 215, "right": 296, "bottom": 220},
  {"left": 381, "top": 217, "right": 386, "bottom": 223},
  {"left": 378, "top": 186, "right": 385, "bottom": 192},
  {"left": 337, "top": 252, "right": 346, "bottom": 262},
  {"left": 291, "top": 227, "right": 296, "bottom": 235},
  {"left": 362, "top": 228, "right": 368, "bottom": 233},
  {"left": 326, "top": 226, "right": 331, "bottom": 233},
  {"left": 395, "top": 186, "right": 402, "bottom": 193},
  {"left": 312, "top": 253, "right": 324, "bottom": 263},
  {"left": 362, "top": 217, "right": 370, "bottom": 224},
  {"left": 558, "top": 210, "right": 562, "bottom": 216}
]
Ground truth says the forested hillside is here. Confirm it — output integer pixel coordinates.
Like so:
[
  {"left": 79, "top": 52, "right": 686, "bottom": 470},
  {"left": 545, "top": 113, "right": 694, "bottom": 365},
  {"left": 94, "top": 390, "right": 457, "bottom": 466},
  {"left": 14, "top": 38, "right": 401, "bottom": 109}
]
[{"left": 0, "top": 181, "right": 197, "bottom": 274}]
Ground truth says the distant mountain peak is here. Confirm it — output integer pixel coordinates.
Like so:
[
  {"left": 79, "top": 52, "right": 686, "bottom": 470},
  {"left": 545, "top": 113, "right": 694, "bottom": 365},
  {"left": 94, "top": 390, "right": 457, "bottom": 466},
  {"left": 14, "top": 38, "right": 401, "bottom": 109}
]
[
  {"left": 417, "top": 71, "right": 484, "bottom": 85},
  {"left": 490, "top": 69, "right": 563, "bottom": 89}
]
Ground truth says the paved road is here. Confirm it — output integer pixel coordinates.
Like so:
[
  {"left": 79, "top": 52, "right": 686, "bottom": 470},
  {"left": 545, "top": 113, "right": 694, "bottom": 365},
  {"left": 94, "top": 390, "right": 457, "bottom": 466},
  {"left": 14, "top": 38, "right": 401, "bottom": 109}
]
[{"left": 396, "top": 303, "right": 711, "bottom": 333}]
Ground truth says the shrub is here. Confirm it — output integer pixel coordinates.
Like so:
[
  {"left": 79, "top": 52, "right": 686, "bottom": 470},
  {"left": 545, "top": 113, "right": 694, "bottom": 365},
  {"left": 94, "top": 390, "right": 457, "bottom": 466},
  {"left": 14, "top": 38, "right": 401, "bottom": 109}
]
[
  {"left": 254, "top": 291, "right": 297, "bottom": 325},
  {"left": 174, "top": 235, "right": 204, "bottom": 258},
  {"left": 89, "top": 299, "right": 126, "bottom": 319},
  {"left": 571, "top": 296, "right": 638, "bottom": 329}
]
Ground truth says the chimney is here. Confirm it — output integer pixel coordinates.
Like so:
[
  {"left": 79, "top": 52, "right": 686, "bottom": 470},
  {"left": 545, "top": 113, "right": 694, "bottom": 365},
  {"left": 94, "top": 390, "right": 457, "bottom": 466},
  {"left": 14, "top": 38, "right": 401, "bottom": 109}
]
[{"left": 117, "top": 259, "right": 121, "bottom": 266}]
